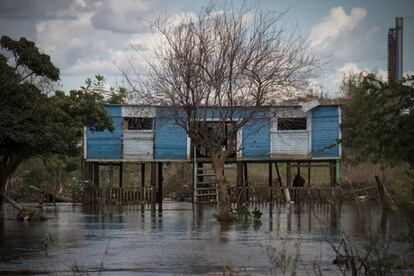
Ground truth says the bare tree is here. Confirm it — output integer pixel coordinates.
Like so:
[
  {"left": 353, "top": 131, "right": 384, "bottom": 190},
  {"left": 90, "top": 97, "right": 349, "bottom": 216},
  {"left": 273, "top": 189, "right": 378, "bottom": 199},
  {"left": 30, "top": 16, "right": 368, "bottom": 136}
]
[{"left": 127, "top": 3, "right": 319, "bottom": 221}]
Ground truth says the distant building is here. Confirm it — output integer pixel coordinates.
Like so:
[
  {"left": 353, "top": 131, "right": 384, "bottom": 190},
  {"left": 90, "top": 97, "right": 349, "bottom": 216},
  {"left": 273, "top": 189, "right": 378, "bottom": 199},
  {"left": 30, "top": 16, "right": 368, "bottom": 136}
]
[{"left": 388, "top": 17, "right": 403, "bottom": 82}]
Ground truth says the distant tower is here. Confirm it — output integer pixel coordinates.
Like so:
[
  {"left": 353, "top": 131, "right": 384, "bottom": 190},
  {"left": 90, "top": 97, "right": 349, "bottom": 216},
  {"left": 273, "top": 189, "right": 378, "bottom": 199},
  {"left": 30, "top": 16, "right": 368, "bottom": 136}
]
[{"left": 388, "top": 17, "right": 403, "bottom": 82}]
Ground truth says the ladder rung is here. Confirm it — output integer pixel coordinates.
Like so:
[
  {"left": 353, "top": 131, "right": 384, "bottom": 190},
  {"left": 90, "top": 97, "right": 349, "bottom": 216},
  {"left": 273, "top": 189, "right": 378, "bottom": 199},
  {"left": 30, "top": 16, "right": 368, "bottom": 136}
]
[
  {"left": 196, "top": 193, "right": 217, "bottom": 196},
  {"left": 197, "top": 182, "right": 216, "bottom": 185},
  {"left": 196, "top": 174, "right": 215, "bottom": 177},
  {"left": 196, "top": 187, "right": 217, "bottom": 191}
]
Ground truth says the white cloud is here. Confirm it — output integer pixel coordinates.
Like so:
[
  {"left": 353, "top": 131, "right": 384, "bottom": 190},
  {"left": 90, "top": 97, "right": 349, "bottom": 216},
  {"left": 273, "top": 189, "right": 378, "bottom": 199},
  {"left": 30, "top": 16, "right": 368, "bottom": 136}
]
[
  {"left": 90, "top": 0, "right": 157, "bottom": 33},
  {"left": 338, "top": 62, "right": 386, "bottom": 80},
  {"left": 319, "top": 62, "right": 387, "bottom": 97},
  {"left": 308, "top": 6, "right": 366, "bottom": 49},
  {"left": 307, "top": 6, "right": 386, "bottom": 97}
]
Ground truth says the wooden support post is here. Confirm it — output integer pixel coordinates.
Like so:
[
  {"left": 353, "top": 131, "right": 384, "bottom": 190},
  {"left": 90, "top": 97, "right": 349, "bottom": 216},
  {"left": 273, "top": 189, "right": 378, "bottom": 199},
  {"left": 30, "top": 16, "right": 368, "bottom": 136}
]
[
  {"left": 275, "top": 162, "right": 282, "bottom": 187},
  {"left": 109, "top": 163, "right": 114, "bottom": 187},
  {"left": 335, "top": 160, "right": 341, "bottom": 185},
  {"left": 83, "top": 161, "right": 93, "bottom": 183},
  {"left": 119, "top": 162, "right": 123, "bottom": 188},
  {"left": 93, "top": 162, "right": 99, "bottom": 187},
  {"left": 307, "top": 161, "right": 311, "bottom": 187},
  {"left": 157, "top": 162, "right": 163, "bottom": 211},
  {"left": 236, "top": 161, "right": 244, "bottom": 203},
  {"left": 331, "top": 161, "right": 337, "bottom": 187},
  {"left": 243, "top": 162, "right": 248, "bottom": 202},
  {"left": 150, "top": 162, "right": 157, "bottom": 206},
  {"left": 141, "top": 163, "right": 146, "bottom": 202},
  {"left": 286, "top": 162, "right": 291, "bottom": 187},
  {"left": 81, "top": 158, "right": 85, "bottom": 182},
  {"left": 268, "top": 161, "right": 273, "bottom": 202},
  {"left": 285, "top": 162, "right": 292, "bottom": 203}
]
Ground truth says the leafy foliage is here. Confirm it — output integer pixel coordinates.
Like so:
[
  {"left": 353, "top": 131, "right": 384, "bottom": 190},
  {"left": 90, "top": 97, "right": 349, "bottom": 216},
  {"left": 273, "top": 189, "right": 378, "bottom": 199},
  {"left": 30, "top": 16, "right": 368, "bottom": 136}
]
[
  {"left": 81, "top": 74, "right": 128, "bottom": 104},
  {"left": 0, "top": 36, "right": 113, "bottom": 197},
  {"left": 341, "top": 73, "right": 414, "bottom": 166}
]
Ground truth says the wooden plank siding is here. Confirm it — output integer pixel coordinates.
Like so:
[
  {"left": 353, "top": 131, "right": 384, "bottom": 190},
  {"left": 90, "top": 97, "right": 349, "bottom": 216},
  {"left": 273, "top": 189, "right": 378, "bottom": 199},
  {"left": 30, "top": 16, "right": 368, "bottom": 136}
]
[
  {"left": 86, "top": 105, "right": 122, "bottom": 160},
  {"left": 154, "top": 107, "right": 188, "bottom": 160},
  {"left": 242, "top": 112, "right": 270, "bottom": 158},
  {"left": 311, "top": 106, "right": 340, "bottom": 158},
  {"left": 85, "top": 104, "right": 341, "bottom": 161}
]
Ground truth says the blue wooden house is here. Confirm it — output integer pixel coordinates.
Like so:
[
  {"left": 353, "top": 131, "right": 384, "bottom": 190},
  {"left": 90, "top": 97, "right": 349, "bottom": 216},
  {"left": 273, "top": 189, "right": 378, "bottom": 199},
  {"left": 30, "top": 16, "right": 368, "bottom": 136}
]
[
  {"left": 85, "top": 103, "right": 341, "bottom": 162},
  {"left": 83, "top": 102, "right": 341, "bottom": 204}
]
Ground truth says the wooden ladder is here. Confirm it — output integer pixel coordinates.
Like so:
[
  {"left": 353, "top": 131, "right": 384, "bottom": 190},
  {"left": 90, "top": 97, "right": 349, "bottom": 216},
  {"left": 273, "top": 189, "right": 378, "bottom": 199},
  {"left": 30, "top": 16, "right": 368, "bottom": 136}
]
[{"left": 194, "top": 163, "right": 218, "bottom": 203}]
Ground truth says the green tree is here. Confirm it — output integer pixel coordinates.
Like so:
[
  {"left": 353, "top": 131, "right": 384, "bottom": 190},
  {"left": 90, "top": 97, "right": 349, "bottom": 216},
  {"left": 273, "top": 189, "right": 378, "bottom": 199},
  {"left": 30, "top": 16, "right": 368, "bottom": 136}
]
[
  {"left": 81, "top": 74, "right": 128, "bottom": 104},
  {"left": 341, "top": 73, "right": 414, "bottom": 210},
  {"left": 0, "top": 36, "right": 113, "bottom": 217},
  {"left": 341, "top": 73, "right": 414, "bottom": 167}
]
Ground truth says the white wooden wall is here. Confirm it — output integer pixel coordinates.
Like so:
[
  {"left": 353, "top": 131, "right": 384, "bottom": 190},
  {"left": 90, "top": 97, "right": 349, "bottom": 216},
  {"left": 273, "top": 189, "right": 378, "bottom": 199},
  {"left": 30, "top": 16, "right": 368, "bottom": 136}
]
[
  {"left": 270, "top": 107, "right": 311, "bottom": 156},
  {"left": 122, "top": 106, "right": 155, "bottom": 160}
]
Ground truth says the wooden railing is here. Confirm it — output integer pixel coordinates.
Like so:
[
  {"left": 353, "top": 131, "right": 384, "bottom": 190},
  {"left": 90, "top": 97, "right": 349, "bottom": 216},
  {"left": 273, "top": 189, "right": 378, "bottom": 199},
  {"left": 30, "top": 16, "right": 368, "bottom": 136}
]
[
  {"left": 83, "top": 187, "right": 157, "bottom": 205},
  {"left": 83, "top": 186, "right": 339, "bottom": 205},
  {"left": 229, "top": 186, "right": 339, "bottom": 204}
]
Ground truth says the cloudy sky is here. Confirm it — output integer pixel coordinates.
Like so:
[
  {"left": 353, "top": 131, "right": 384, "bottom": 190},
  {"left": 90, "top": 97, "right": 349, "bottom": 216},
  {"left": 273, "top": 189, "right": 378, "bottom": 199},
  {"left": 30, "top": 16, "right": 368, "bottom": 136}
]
[{"left": 1, "top": 0, "right": 413, "bottom": 97}]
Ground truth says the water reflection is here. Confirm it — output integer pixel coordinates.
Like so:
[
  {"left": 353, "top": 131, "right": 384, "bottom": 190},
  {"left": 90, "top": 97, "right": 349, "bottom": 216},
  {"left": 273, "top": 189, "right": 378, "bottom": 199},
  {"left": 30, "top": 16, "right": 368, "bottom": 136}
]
[{"left": 0, "top": 201, "right": 407, "bottom": 274}]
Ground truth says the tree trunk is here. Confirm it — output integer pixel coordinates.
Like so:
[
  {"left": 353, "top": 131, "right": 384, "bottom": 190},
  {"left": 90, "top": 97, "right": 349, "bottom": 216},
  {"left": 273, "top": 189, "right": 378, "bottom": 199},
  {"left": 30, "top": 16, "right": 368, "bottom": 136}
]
[
  {"left": 0, "top": 154, "right": 47, "bottom": 221},
  {"left": 0, "top": 155, "right": 22, "bottom": 204},
  {"left": 211, "top": 153, "right": 231, "bottom": 221}
]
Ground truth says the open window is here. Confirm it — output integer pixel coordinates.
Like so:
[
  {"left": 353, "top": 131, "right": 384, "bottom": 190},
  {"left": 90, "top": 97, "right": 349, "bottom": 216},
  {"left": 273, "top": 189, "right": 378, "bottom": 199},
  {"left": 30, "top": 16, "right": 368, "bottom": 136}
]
[
  {"left": 191, "top": 121, "right": 236, "bottom": 158},
  {"left": 277, "top": 118, "right": 307, "bottom": 130},
  {"left": 123, "top": 117, "right": 153, "bottom": 130}
]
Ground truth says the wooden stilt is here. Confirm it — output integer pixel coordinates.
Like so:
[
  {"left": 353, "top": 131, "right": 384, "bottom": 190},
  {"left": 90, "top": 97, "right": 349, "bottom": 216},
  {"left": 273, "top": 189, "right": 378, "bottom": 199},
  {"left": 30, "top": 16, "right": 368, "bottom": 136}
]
[
  {"left": 236, "top": 161, "right": 244, "bottom": 203},
  {"left": 93, "top": 162, "right": 99, "bottom": 187},
  {"left": 157, "top": 162, "right": 163, "bottom": 211},
  {"left": 329, "top": 161, "right": 333, "bottom": 187},
  {"left": 268, "top": 161, "right": 273, "bottom": 202},
  {"left": 109, "top": 163, "right": 114, "bottom": 187},
  {"left": 274, "top": 162, "right": 282, "bottom": 187},
  {"left": 119, "top": 162, "right": 123, "bottom": 188},
  {"left": 336, "top": 160, "right": 341, "bottom": 185},
  {"left": 243, "top": 162, "right": 248, "bottom": 202},
  {"left": 141, "top": 163, "right": 146, "bottom": 202},
  {"left": 285, "top": 162, "right": 292, "bottom": 203},
  {"left": 286, "top": 162, "right": 291, "bottom": 188},
  {"left": 150, "top": 162, "right": 157, "bottom": 206},
  {"left": 331, "top": 161, "right": 337, "bottom": 187},
  {"left": 307, "top": 161, "right": 311, "bottom": 187}
]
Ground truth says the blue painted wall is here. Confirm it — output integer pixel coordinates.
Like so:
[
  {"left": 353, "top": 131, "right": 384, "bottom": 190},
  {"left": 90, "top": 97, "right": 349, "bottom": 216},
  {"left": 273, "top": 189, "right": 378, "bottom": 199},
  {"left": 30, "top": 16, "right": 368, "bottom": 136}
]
[
  {"left": 87, "top": 105, "right": 122, "bottom": 159},
  {"left": 242, "top": 111, "right": 270, "bottom": 158},
  {"left": 154, "top": 107, "right": 188, "bottom": 160},
  {"left": 85, "top": 105, "right": 341, "bottom": 161},
  {"left": 311, "top": 106, "right": 340, "bottom": 158}
]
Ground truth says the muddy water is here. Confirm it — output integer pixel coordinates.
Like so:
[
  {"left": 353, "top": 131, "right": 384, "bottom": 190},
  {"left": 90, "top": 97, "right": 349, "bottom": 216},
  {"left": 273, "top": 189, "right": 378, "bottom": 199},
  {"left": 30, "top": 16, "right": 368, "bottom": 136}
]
[{"left": 0, "top": 202, "right": 407, "bottom": 275}]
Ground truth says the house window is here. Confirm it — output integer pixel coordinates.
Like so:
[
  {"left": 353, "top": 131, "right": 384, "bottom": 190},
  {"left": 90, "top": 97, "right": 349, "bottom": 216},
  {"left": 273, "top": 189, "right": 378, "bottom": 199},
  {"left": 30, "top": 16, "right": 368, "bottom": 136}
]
[
  {"left": 192, "top": 121, "right": 236, "bottom": 158},
  {"left": 277, "top": 118, "right": 307, "bottom": 130},
  {"left": 124, "top": 117, "right": 153, "bottom": 130}
]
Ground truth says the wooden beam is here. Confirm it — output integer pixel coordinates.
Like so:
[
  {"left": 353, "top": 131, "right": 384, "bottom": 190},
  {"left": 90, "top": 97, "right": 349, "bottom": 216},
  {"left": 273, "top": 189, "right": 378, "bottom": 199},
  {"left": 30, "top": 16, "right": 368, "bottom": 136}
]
[
  {"left": 93, "top": 162, "right": 99, "bottom": 187},
  {"left": 141, "top": 163, "right": 146, "bottom": 202},
  {"left": 307, "top": 161, "right": 311, "bottom": 187},
  {"left": 119, "top": 162, "right": 123, "bottom": 188},
  {"left": 268, "top": 161, "right": 273, "bottom": 202},
  {"left": 330, "top": 161, "right": 337, "bottom": 187},
  {"left": 150, "top": 162, "right": 157, "bottom": 206},
  {"left": 236, "top": 161, "right": 244, "bottom": 203},
  {"left": 274, "top": 162, "right": 282, "bottom": 187},
  {"left": 157, "top": 162, "right": 163, "bottom": 210},
  {"left": 243, "top": 162, "right": 248, "bottom": 202},
  {"left": 109, "top": 163, "right": 114, "bottom": 187},
  {"left": 286, "top": 162, "right": 291, "bottom": 188}
]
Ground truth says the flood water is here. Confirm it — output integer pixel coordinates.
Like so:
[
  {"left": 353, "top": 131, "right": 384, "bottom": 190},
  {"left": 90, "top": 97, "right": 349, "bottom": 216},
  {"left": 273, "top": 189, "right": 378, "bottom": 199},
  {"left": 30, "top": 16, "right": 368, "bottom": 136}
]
[{"left": 0, "top": 201, "right": 409, "bottom": 275}]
